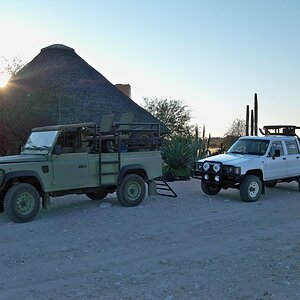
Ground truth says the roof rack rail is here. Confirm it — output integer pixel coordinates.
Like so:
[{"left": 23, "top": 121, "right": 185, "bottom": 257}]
[{"left": 262, "top": 125, "right": 300, "bottom": 136}]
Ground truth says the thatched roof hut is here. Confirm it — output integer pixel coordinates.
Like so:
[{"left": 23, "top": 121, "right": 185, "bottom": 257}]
[{"left": 0, "top": 44, "right": 168, "bottom": 153}]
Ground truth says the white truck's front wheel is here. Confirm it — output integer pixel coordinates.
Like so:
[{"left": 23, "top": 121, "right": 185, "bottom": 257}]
[
  {"left": 201, "top": 181, "right": 221, "bottom": 195},
  {"left": 240, "top": 175, "right": 262, "bottom": 202}
]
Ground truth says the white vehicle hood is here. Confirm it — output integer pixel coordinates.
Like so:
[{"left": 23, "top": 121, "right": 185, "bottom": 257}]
[{"left": 199, "top": 153, "right": 262, "bottom": 166}]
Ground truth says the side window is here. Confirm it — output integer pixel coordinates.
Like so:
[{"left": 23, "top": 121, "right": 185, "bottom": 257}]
[
  {"left": 285, "top": 140, "right": 299, "bottom": 155},
  {"left": 268, "top": 141, "right": 284, "bottom": 157}
]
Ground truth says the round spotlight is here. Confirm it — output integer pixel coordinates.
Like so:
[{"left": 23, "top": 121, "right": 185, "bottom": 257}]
[
  {"left": 213, "top": 164, "right": 221, "bottom": 172},
  {"left": 215, "top": 175, "right": 220, "bottom": 182},
  {"left": 203, "top": 162, "right": 210, "bottom": 171},
  {"left": 204, "top": 174, "right": 209, "bottom": 180}
]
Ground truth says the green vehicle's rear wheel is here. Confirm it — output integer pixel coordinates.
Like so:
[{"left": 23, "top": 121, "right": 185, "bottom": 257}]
[
  {"left": 117, "top": 174, "right": 146, "bottom": 207},
  {"left": 4, "top": 183, "right": 40, "bottom": 223}
]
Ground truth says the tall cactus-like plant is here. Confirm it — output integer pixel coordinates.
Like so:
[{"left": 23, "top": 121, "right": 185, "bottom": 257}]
[
  {"left": 193, "top": 125, "right": 211, "bottom": 159},
  {"left": 206, "top": 134, "right": 211, "bottom": 157},
  {"left": 246, "top": 105, "right": 249, "bottom": 136},
  {"left": 192, "top": 125, "right": 202, "bottom": 161},
  {"left": 251, "top": 109, "right": 254, "bottom": 136},
  {"left": 245, "top": 93, "right": 259, "bottom": 136},
  {"left": 254, "top": 93, "right": 258, "bottom": 136}
]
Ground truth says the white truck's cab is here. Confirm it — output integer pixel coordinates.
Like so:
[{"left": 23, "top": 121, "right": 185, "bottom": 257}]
[{"left": 192, "top": 134, "right": 300, "bottom": 202}]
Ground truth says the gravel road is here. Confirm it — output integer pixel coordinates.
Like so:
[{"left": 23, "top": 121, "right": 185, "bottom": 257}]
[{"left": 1, "top": 179, "right": 300, "bottom": 300}]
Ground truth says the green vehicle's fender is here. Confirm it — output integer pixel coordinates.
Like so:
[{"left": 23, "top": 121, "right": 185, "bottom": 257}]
[
  {"left": 1, "top": 171, "right": 45, "bottom": 191},
  {"left": 117, "top": 164, "right": 148, "bottom": 185}
]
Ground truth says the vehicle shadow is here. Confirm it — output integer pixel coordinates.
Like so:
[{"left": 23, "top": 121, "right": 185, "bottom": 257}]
[{"left": 0, "top": 194, "right": 121, "bottom": 224}]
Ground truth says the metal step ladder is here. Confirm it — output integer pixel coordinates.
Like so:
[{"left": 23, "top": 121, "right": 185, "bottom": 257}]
[
  {"left": 155, "top": 177, "right": 177, "bottom": 198},
  {"left": 98, "top": 137, "right": 121, "bottom": 186}
]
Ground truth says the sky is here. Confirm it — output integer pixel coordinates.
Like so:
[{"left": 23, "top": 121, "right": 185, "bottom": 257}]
[{"left": 0, "top": 0, "right": 299, "bottom": 137}]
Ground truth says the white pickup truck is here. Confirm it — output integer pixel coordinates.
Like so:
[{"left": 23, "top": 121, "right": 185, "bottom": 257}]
[{"left": 192, "top": 134, "right": 300, "bottom": 202}]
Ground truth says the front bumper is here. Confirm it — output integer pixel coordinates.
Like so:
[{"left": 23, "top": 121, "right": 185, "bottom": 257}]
[
  {"left": 192, "top": 170, "right": 241, "bottom": 185},
  {"left": 192, "top": 160, "right": 243, "bottom": 187}
]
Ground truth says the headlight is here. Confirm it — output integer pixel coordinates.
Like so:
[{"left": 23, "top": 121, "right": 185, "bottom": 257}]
[
  {"left": 0, "top": 169, "right": 5, "bottom": 186},
  {"left": 222, "top": 165, "right": 241, "bottom": 175},
  {"left": 195, "top": 162, "right": 203, "bottom": 171},
  {"left": 213, "top": 163, "right": 221, "bottom": 172},
  {"left": 203, "top": 162, "right": 210, "bottom": 171},
  {"left": 222, "top": 165, "right": 233, "bottom": 174}
]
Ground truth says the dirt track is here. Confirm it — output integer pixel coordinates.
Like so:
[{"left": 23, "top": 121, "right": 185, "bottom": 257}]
[{"left": 1, "top": 179, "right": 300, "bottom": 300}]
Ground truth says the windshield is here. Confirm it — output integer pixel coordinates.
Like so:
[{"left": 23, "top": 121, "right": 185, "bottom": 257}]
[
  {"left": 228, "top": 138, "right": 270, "bottom": 155},
  {"left": 21, "top": 131, "right": 59, "bottom": 155}
]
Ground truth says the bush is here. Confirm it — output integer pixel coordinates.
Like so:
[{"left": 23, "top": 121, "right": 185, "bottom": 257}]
[{"left": 161, "top": 137, "right": 193, "bottom": 180}]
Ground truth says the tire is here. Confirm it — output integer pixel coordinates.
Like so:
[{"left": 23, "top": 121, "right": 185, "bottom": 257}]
[
  {"left": 86, "top": 191, "right": 108, "bottom": 200},
  {"left": 265, "top": 180, "right": 278, "bottom": 188},
  {"left": 201, "top": 181, "right": 221, "bottom": 195},
  {"left": 117, "top": 174, "right": 146, "bottom": 207},
  {"left": 240, "top": 175, "right": 262, "bottom": 202},
  {"left": 4, "top": 183, "right": 40, "bottom": 223},
  {"left": 131, "top": 131, "right": 157, "bottom": 151}
]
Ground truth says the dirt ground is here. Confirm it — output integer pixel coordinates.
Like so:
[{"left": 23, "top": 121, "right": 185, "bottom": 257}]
[{"left": 1, "top": 179, "right": 300, "bottom": 300}]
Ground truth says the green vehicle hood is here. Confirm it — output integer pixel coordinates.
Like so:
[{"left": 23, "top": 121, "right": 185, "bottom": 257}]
[{"left": 0, "top": 155, "right": 48, "bottom": 164}]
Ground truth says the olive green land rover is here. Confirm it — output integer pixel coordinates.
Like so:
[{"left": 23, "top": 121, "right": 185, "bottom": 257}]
[{"left": 0, "top": 122, "right": 163, "bottom": 223}]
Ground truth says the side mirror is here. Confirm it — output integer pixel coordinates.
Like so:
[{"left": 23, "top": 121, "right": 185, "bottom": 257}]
[{"left": 272, "top": 149, "right": 280, "bottom": 159}]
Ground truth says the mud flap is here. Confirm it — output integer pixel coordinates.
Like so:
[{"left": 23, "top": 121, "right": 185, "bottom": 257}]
[
  {"left": 42, "top": 193, "right": 50, "bottom": 209},
  {"left": 147, "top": 180, "right": 157, "bottom": 196}
]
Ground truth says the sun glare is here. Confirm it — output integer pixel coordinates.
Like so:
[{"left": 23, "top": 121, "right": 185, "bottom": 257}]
[{"left": 0, "top": 74, "right": 10, "bottom": 88}]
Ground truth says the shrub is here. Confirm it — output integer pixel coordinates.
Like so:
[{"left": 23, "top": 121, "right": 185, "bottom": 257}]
[{"left": 161, "top": 137, "right": 193, "bottom": 179}]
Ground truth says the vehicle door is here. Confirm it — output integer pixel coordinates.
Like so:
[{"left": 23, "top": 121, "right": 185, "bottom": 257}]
[
  {"left": 264, "top": 141, "right": 287, "bottom": 180},
  {"left": 52, "top": 152, "right": 89, "bottom": 190},
  {"left": 284, "top": 139, "right": 300, "bottom": 177}
]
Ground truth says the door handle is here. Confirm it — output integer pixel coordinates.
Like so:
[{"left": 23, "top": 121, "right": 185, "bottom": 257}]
[
  {"left": 78, "top": 165, "right": 87, "bottom": 168},
  {"left": 282, "top": 158, "right": 286, "bottom": 160}
]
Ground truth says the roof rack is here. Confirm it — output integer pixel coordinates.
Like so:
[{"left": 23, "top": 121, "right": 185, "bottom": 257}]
[{"left": 262, "top": 125, "right": 300, "bottom": 136}]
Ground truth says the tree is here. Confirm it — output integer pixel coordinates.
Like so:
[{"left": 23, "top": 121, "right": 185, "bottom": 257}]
[
  {"left": 5, "top": 57, "right": 24, "bottom": 77},
  {"left": 223, "top": 118, "right": 246, "bottom": 150},
  {"left": 141, "top": 97, "right": 192, "bottom": 137},
  {"left": 224, "top": 118, "right": 246, "bottom": 137},
  {"left": 0, "top": 57, "right": 27, "bottom": 155}
]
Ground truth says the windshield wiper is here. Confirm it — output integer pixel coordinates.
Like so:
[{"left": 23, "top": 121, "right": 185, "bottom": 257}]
[
  {"left": 24, "top": 145, "right": 50, "bottom": 151},
  {"left": 244, "top": 152, "right": 261, "bottom": 155},
  {"left": 229, "top": 151, "right": 243, "bottom": 154}
]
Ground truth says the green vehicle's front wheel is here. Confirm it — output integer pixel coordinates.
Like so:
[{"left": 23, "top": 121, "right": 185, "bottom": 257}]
[
  {"left": 4, "top": 183, "right": 40, "bottom": 223},
  {"left": 117, "top": 174, "right": 146, "bottom": 207}
]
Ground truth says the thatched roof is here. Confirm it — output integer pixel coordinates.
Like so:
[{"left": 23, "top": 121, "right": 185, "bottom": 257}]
[{"left": 0, "top": 44, "right": 169, "bottom": 134}]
